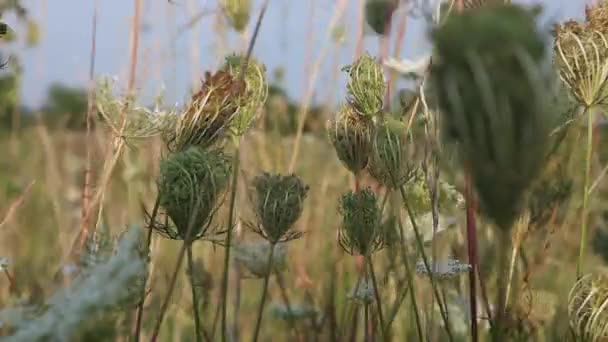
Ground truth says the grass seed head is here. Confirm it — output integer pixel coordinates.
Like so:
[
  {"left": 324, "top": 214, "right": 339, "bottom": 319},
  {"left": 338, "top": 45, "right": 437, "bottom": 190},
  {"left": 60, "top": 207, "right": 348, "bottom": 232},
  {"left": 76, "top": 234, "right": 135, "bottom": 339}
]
[
  {"left": 249, "top": 173, "right": 309, "bottom": 244},
  {"left": 338, "top": 188, "right": 383, "bottom": 256},
  {"left": 221, "top": 0, "right": 251, "bottom": 33},
  {"left": 430, "top": 3, "right": 553, "bottom": 230},
  {"left": 342, "top": 53, "right": 385, "bottom": 116},
  {"left": 222, "top": 54, "right": 268, "bottom": 137},
  {"left": 158, "top": 147, "right": 232, "bottom": 241},
  {"left": 327, "top": 104, "right": 374, "bottom": 175}
]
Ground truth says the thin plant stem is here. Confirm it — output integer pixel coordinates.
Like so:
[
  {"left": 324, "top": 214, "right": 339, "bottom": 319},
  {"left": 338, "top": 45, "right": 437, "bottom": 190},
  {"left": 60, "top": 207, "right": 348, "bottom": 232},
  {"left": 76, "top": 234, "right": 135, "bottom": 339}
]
[
  {"left": 465, "top": 169, "right": 479, "bottom": 342},
  {"left": 79, "top": 0, "right": 98, "bottom": 250},
  {"left": 364, "top": 303, "right": 370, "bottom": 342},
  {"left": 252, "top": 243, "right": 276, "bottom": 342},
  {"left": 366, "top": 257, "right": 387, "bottom": 341},
  {"left": 577, "top": 106, "right": 594, "bottom": 279},
  {"left": 150, "top": 193, "right": 208, "bottom": 341},
  {"left": 492, "top": 228, "right": 511, "bottom": 342},
  {"left": 398, "top": 185, "right": 454, "bottom": 341},
  {"left": 134, "top": 196, "right": 161, "bottom": 341},
  {"left": 275, "top": 271, "right": 303, "bottom": 341},
  {"left": 395, "top": 213, "right": 424, "bottom": 341},
  {"left": 187, "top": 245, "right": 204, "bottom": 342},
  {"left": 220, "top": 139, "right": 240, "bottom": 341}
]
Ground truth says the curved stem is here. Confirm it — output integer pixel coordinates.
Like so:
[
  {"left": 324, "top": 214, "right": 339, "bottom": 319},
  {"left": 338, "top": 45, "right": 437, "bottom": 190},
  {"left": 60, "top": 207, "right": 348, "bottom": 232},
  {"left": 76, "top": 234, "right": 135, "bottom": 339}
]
[
  {"left": 220, "top": 140, "right": 240, "bottom": 341},
  {"left": 252, "top": 243, "right": 276, "bottom": 342},
  {"left": 577, "top": 106, "right": 594, "bottom": 279},
  {"left": 187, "top": 245, "right": 203, "bottom": 342}
]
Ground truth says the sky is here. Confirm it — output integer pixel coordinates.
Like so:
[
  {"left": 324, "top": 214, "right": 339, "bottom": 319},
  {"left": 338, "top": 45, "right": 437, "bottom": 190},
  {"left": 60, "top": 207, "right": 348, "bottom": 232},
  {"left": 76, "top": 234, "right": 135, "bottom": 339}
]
[{"left": 8, "top": 0, "right": 589, "bottom": 109}]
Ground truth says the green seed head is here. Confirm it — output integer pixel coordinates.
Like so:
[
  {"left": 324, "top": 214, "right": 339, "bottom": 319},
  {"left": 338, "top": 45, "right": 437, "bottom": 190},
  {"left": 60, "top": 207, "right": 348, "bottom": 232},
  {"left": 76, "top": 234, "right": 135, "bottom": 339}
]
[
  {"left": 222, "top": 54, "right": 268, "bottom": 137},
  {"left": 327, "top": 104, "right": 374, "bottom": 174},
  {"left": 250, "top": 173, "right": 309, "bottom": 244},
  {"left": 338, "top": 188, "right": 383, "bottom": 256},
  {"left": 221, "top": 0, "right": 251, "bottom": 33},
  {"left": 368, "top": 117, "right": 417, "bottom": 188},
  {"left": 158, "top": 147, "right": 232, "bottom": 241},
  {"left": 342, "top": 53, "right": 386, "bottom": 116},
  {"left": 430, "top": 4, "right": 553, "bottom": 230}
]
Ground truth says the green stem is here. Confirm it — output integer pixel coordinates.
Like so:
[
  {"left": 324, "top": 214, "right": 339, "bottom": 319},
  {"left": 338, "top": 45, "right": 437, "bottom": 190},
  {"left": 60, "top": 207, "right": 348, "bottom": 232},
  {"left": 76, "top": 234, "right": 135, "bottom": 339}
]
[
  {"left": 492, "top": 228, "right": 511, "bottom": 342},
  {"left": 398, "top": 184, "right": 454, "bottom": 341},
  {"left": 577, "top": 106, "right": 594, "bottom": 279},
  {"left": 252, "top": 243, "right": 276, "bottom": 342},
  {"left": 187, "top": 245, "right": 205, "bottom": 342},
  {"left": 221, "top": 139, "right": 240, "bottom": 342},
  {"left": 275, "top": 271, "right": 303, "bottom": 340},
  {"left": 133, "top": 196, "right": 161, "bottom": 341},
  {"left": 366, "top": 257, "right": 388, "bottom": 341},
  {"left": 395, "top": 215, "right": 424, "bottom": 341}
]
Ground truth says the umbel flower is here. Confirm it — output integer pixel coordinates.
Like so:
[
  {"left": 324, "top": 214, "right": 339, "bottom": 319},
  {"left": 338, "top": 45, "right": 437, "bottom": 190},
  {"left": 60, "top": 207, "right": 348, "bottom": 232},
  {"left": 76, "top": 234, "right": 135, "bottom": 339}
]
[
  {"left": 222, "top": 54, "right": 268, "bottom": 137},
  {"left": 430, "top": 4, "right": 554, "bottom": 230},
  {"left": 364, "top": 0, "right": 399, "bottom": 35},
  {"left": 164, "top": 70, "right": 245, "bottom": 152},
  {"left": 342, "top": 53, "right": 386, "bottom": 116},
  {"left": 368, "top": 117, "right": 417, "bottom": 188},
  {"left": 327, "top": 104, "right": 374, "bottom": 175},
  {"left": 156, "top": 147, "right": 232, "bottom": 242},
  {"left": 568, "top": 273, "right": 608, "bottom": 341},
  {"left": 338, "top": 188, "right": 384, "bottom": 256},
  {"left": 248, "top": 173, "right": 309, "bottom": 244},
  {"left": 221, "top": 0, "right": 250, "bottom": 33}
]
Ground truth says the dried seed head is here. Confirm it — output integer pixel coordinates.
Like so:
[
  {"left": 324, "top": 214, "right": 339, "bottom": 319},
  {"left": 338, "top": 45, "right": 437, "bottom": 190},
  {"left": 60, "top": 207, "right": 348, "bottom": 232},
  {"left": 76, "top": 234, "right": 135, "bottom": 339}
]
[
  {"left": 430, "top": 4, "right": 553, "bottom": 230},
  {"left": 364, "top": 0, "right": 399, "bottom": 35},
  {"left": 586, "top": 1, "right": 608, "bottom": 33},
  {"left": 222, "top": 54, "right": 268, "bottom": 137},
  {"left": 158, "top": 147, "right": 231, "bottom": 241},
  {"left": 327, "top": 104, "right": 374, "bottom": 174},
  {"left": 338, "top": 188, "right": 383, "bottom": 256},
  {"left": 165, "top": 70, "right": 245, "bottom": 151},
  {"left": 568, "top": 273, "right": 608, "bottom": 341},
  {"left": 221, "top": 0, "right": 250, "bottom": 33},
  {"left": 342, "top": 53, "right": 385, "bottom": 116},
  {"left": 554, "top": 7, "right": 608, "bottom": 107},
  {"left": 368, "top": 117, "right": 417, "bottom": 188},
  {"left": 249, "top": 173, "right": 309, "bottom": 244}
]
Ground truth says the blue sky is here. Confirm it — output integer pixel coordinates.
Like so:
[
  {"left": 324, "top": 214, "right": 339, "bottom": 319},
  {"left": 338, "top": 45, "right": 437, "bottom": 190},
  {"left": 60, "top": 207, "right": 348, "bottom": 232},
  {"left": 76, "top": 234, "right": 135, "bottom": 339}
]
[{"left": 12, "top": 0, "right": 588, "bottom": 108}]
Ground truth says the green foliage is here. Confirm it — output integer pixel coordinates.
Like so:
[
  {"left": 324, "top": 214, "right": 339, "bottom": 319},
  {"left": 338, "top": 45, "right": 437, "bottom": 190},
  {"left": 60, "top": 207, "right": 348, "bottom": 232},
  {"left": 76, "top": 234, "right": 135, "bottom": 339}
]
[{"left": 42, "top": 83, "right": 88, "bottom": 129}]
